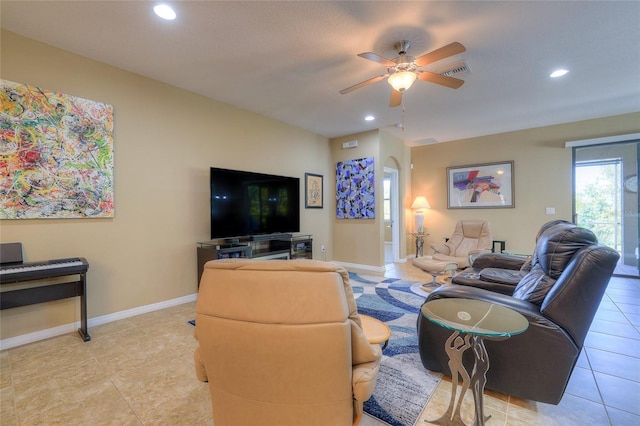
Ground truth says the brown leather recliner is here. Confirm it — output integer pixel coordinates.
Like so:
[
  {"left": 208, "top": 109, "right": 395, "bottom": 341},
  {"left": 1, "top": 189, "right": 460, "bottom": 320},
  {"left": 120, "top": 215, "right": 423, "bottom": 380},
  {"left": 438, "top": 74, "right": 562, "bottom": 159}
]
[
  {"left": 194, "top": 259, "right": 381, "bottom": 426},
  {"left": 417, "top": 222, "right": 619, "bottom": 404},
  {"left": 451, "top": 220, "right": 572, "bottom": 294}
]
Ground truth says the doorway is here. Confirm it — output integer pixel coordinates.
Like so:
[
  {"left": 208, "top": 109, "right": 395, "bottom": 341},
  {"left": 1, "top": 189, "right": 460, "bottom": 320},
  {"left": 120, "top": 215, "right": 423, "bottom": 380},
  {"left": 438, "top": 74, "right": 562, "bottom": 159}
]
[
  {"left": 384, "top": 167, "right": 399, "bottom": 264},
  {"left": 573, "top": 140, "right": 639, "bottom": 277}
]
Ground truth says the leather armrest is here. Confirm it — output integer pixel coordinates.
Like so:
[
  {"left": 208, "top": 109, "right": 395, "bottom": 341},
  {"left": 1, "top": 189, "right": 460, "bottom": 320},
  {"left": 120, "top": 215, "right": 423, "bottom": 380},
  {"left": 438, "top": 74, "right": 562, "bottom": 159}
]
[
  {"left": 451, "top": 269, "right": 518, "bottom": 295},
  {"left": 471, "top": 253, "right": 528, "bottom": 270},
  {"left": 350, "top": 322, "right": 381, "bottom": 426},
  {"left": 479, "top": 268, "right": 525, "bottom": 285},
  {"left": 351, "top": 357, "right": 381, "bottom": 426},
  {"left": 350, "top": 320, "right": 383, "bottom": 365},
  {"left": 352, "top": 357, "right": 381, "bottom": 400},
  {"left": 468, "top": 249, "right": 492, "bottom": 264}
]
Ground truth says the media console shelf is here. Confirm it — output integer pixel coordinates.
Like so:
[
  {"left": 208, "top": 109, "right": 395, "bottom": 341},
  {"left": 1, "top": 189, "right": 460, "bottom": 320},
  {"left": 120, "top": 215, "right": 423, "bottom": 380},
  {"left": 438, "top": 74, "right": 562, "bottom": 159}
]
[{"left": 196, "top": 235, "right": 313, "bottom": 285}]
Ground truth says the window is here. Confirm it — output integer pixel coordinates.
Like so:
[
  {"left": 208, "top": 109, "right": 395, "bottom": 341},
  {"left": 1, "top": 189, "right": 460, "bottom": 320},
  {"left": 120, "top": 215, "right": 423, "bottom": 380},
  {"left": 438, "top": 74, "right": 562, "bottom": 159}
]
[
  {"left": 383, "top": 177, "right": 391, "bottom": 221},
  {"left": 575, "top": 159, "right": 622, "bottom": 252}
]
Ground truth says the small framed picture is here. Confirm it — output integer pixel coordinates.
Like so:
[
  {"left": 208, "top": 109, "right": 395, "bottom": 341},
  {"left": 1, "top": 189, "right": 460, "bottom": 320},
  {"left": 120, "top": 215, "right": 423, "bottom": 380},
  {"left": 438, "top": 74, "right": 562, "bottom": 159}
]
[{"left": 305, "top": 173, "right": 323, "bottom": 208}]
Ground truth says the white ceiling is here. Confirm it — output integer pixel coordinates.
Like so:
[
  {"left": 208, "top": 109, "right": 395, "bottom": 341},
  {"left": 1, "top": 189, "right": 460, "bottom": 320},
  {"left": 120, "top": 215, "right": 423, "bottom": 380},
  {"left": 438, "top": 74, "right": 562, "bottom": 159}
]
[{"left": 2, "top": 1, "right": 639, "bottom": 145}]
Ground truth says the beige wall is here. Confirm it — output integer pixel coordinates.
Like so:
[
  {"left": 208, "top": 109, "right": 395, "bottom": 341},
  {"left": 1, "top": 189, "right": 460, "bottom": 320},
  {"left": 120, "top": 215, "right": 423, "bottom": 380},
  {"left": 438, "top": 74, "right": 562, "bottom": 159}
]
[
  {"left": 0, "top": 30, "right": 333, "bottom": 339},
  {"left": 329, "top": 130, "right": 410, "bottom": 268},
  {"left": 2, "top": 29, "right": 638, "bottom": 342},
  {"left": 410, "top": 113, "right": 640, "bottom": 255},
  {"left": 330, "top": 131, "right": 381, "bottom": 266},
  {"left": 380, "top": 130, "right": 412, "bottom": 260}
]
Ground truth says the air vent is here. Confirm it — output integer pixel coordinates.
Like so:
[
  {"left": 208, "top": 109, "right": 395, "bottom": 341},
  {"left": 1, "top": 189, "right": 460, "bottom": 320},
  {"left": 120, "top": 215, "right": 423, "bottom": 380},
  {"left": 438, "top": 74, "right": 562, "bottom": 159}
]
[{"left": 437, "top": 60, "right": 471, "bottom": 77}]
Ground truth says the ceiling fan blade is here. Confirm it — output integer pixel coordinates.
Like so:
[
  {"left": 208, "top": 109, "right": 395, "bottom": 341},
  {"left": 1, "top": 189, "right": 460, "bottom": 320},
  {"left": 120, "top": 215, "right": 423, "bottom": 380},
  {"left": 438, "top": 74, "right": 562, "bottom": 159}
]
[
  {"left": 339, "top": 74, "right": 388, "bottom": 95},
  {"left": 358, "top": 52, "right": 396, "bottom": 67},
  {"left": 389, "top": 89, "right": 402, "bottom": 108},
  {"left": 414, "top": 42, "right": 466, "bottom": 67},
  {"left": 418, "top": 71, "right": 465, "bottom": 89}
]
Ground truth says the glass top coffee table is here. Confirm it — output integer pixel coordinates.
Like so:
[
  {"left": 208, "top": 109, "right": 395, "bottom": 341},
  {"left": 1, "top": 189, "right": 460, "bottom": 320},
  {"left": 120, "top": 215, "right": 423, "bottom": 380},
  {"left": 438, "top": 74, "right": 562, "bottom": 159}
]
[{"left": 421, "top": 298, "right": 528, "bottom": 426}]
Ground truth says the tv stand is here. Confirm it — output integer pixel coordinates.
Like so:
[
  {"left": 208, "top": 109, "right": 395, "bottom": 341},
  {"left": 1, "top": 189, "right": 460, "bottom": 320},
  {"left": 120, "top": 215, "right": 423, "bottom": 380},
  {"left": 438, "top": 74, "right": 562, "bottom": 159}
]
[
  {"left": 196, "top": 235, "right": 313, "bottom": 285},
  {"left": 250, "top": 233, "right": 293, "bottom": 241}
]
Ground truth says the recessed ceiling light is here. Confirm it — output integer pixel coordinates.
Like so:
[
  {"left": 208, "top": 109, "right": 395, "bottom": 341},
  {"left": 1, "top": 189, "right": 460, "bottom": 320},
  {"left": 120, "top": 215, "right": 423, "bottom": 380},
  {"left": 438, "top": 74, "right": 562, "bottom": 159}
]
[
  {"left": 154, "top": 4, "right": 176, "bottom": 20},
  {"left": 550, "top": 69, "right": 569, "bottom": 78},
  {"left": 365, "top": 115, "right": 375, "bottom": 121}
]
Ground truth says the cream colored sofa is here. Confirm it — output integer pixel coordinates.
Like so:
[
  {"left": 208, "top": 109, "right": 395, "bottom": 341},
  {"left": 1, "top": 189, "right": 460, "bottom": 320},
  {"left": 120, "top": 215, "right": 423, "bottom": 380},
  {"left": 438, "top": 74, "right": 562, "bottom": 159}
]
[{"left": 194, "top": 259, "right": 381, "bottom": 426}]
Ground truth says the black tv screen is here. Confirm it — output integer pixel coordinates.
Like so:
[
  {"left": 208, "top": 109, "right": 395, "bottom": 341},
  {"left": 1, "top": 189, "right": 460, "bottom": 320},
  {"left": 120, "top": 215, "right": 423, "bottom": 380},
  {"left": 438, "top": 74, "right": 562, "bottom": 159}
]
[{"left": 210, "top": 167, "right": 300, "bottom": 239}]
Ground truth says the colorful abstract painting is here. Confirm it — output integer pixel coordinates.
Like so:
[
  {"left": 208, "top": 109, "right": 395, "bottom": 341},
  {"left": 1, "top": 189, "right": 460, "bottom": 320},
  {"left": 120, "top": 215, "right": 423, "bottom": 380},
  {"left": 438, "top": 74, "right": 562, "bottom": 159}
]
[
  {"left": 0, "top": 80, "right": 114, "bottom": 219},
  {"left": 336, "top": 157, "right": 375, "bottom": 219},
  {"left": 447, "top": 161, "right": 514, "bottom": 209}
]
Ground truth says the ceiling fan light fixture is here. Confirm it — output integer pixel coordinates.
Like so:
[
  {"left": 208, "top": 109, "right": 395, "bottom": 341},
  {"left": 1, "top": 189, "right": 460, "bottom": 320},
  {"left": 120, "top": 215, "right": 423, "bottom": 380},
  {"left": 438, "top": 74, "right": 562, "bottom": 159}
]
[
  {"left": 550, "top": 69, "right": 569, "bottom": 78},
  {"left": 154, "top": 4, "right": 176, "bottom": 20},
  {"left": 387, "top": 71, "right": 417, "bottom": 92}
]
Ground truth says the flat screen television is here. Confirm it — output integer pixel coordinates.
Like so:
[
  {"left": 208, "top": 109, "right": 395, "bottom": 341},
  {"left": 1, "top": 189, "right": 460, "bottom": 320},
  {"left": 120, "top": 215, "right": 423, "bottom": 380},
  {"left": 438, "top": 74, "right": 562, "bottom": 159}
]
[{"left": 210, "top": 167, "right": 300, "bottom": 239}]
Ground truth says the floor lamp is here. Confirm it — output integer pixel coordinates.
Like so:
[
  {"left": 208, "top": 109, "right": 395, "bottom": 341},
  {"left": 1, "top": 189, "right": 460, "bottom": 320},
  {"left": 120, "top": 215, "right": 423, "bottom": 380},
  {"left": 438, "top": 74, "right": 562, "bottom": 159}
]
[{"left": 411, "top": 196, "right": 430, "bottom": 234}]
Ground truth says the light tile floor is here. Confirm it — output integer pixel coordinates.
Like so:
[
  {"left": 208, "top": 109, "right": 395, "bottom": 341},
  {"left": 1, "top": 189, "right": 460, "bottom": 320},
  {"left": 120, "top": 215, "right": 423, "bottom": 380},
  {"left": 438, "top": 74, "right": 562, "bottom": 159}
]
[{"left": 1, "top": 262, "right": 638, "bottom": 425}]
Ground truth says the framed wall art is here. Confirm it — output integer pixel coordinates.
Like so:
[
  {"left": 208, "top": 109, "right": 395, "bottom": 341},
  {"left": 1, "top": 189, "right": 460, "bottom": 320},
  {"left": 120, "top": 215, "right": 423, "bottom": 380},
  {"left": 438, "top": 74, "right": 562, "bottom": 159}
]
[
  {"left": 447, "top": 161, "right": 514, "bottom": 209},
  {"left": 305, "top": 173, "right": 323, "bottom": 208},
  {"left": 336, "top": 157, "right": 375, "bottom": 219},
  {"left": 0, "top": 79, "right": 114, "bottom": 219}
]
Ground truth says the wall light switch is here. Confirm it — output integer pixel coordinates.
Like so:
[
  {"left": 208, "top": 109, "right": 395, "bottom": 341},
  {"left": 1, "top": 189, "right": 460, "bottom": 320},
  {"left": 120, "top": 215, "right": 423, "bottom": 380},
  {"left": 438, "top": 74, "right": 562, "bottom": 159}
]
[{"left": 545, "top": 207, "right": 556, "bottom": 215}]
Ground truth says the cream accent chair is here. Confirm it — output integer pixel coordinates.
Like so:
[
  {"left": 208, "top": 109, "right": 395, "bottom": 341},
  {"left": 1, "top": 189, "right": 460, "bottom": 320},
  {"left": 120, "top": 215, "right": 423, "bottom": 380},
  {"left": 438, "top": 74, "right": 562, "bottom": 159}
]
[
  {"left": 430, "top": 220, "right": 492, "bottom": 267},
  {"left": 414, "top": 220, "right": 492, "bottom": 273},
  {"left": 194, "top": 259, "right": 382, "bottom": 426}
]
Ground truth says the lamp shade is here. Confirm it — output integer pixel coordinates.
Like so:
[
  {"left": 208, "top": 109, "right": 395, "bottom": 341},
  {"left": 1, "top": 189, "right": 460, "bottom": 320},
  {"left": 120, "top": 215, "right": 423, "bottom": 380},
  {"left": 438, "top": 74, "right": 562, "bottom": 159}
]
[
  {"left": 387, "top": 71, "right": 417, "bottom": 92},
  {"left": 411, "top": 196, "right": 431, "bottom": 210}
]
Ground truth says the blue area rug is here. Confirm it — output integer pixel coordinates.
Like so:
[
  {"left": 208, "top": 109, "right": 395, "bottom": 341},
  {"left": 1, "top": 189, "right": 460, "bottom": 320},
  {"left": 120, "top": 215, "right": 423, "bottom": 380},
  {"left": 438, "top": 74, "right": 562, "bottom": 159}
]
[{"left": 349, "top": 272, "right": 442, "bottom": 426}]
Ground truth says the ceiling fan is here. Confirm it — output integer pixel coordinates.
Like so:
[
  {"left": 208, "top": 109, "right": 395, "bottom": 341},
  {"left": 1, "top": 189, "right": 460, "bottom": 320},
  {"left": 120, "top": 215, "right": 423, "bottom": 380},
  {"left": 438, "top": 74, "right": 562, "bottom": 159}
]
[{"left": 339, "top": 40, "right": 466, "bottom": 107}]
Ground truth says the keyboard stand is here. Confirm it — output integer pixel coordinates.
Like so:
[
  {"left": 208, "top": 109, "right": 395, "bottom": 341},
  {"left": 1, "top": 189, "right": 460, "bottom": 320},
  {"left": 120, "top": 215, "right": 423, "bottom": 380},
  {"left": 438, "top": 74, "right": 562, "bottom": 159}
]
[
  {"left": 0, "top": 244, "right": 91, "bottom": 342},
  {"left": 1, "top": 269, "right": 91, "bottom": 342}
]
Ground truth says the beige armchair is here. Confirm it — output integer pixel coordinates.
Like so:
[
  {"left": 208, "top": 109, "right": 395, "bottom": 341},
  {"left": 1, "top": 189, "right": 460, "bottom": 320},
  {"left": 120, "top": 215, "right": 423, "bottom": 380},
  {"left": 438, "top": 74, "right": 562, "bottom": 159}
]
[
  {"left": 194, "top": 259, "right": 382, "bottom": 426},
  {"left": 413, "top": 220, "right": 492, "bottom": 285},
  {"left": 429, "top": 219, "right": 492, "bottom": 268}
]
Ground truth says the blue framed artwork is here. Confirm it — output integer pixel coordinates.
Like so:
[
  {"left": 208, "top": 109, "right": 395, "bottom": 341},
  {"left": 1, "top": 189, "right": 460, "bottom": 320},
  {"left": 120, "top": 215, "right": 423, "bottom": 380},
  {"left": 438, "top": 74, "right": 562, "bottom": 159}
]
[{"left": 336, "top": 157, "right": 375, "bottom": 219}]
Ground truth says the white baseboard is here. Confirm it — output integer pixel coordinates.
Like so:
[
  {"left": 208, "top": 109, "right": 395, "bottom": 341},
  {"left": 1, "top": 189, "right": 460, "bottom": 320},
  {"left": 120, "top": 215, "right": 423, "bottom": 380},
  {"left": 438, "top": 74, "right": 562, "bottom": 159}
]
[{"left": 0, "top": 293, "right": 198, "bottom": 350}]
